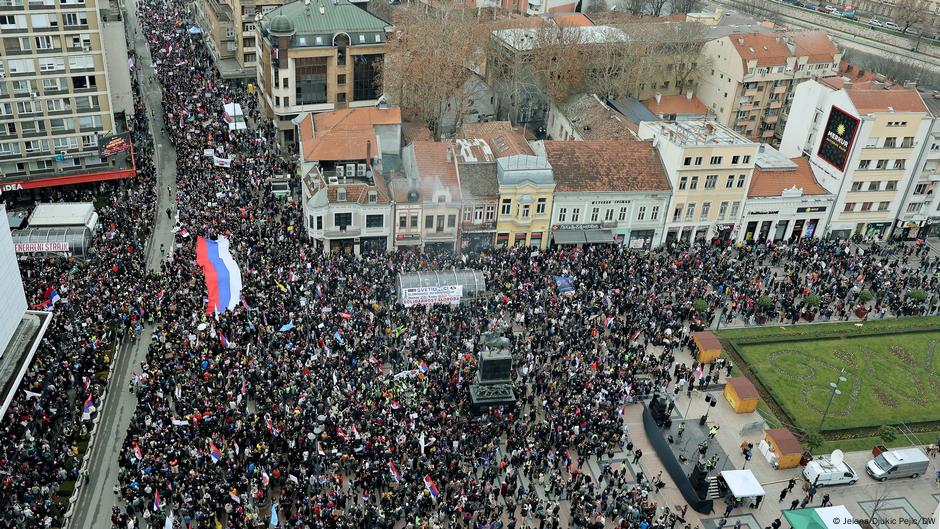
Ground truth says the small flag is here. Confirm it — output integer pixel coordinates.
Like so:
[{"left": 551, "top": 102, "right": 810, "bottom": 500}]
[
  {"left": 278, "top": 321, "right": 295, "bottom": 332},
  {"left": 630, "top": 329, "right": 641, "bottom": 341},
  {"left": 388, "top": 460, "right": 401, "bottom": 483},
  {"left": 392, "top": 325, "right": 407, "bottom": 337},
  {"left": 694, "top": 364, "right": 704, "bottom": 381},
  {"left": 352, "top": 424, "right": 361, "bottom": 440},
  {"left": 337, "top": 428, "right": 350, "bottom": 441},
  {"left": 261, "top": 469, "right": 270, "bottom": 487},
  {"left": 229, "top": 490, "right": 241, "bottom": 504},
  {"left": 219, "top": 333, "right": 229, "bottom": 348},
  {"left": 418, "top": 360, "right": 429, "bottom": 374},
  {"left": 424, "top": 474, "right": 440, "bottom": 498},
  {"left": 154, "top": 489, "right": 162, "bottom": 511},
  {"left": 240, "top": 376, "right": 247, "bottom": 395},
  {"left": 333, "top": 331, "right": 345, "bottom": 345},
  {"left": 133, "top": 440, "right": 143, "bottom": 460},
  {"left": 270, "top": 503, "right": 279, "bottom": 527},
  {"left": 209, "top": 440, "right": 223, "bottom": 463},
  {"left": 82, "top": 376, "right": 90, "bottom": 391},
  {"left": 83, "top": 393, "right": 94, "bottom": 415},
  {"left": 317, "top": 442, "right": 325, "bottom": 456},
  {"left": 604, "top": 316, "right": 614, "bottom": 328}
]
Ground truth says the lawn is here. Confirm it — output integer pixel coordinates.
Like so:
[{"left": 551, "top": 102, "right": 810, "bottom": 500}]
[{"left": 721, "top": 318, "right": 940, "bottom": 432}]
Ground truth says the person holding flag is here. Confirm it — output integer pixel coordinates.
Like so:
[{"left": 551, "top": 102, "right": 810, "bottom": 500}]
[{"left": 423, "top": 474, "right": 440, "bottom": 499}]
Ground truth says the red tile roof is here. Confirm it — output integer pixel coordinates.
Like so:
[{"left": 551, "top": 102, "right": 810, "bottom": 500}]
[
  {"left": 460, "top": 121, "right": 534, "bottom": 157},
  {"left": 642, "top": 94, "right": 709, "bottom": 117},
  {"left": 300, "top": 107, "right": 401, "bottom": 162},
  {"left": 727, "top": 30, "right": 837, "bottom": 68},
  {"left": 748, "top": 157, "right": 828, "bottom": 197},
  {"left": 410, "top": 141, "right": 461, "bottom": 198},
  {"left": 542, "top": 140, "right": 671, "bottom": 193}
]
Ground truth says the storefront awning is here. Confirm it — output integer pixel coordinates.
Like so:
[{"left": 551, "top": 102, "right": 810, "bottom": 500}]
[
  {"left": 552, "top": 231, "right": 587, "bottom": 245},
  {"left": 584, "top": 229, "right": 614, "bottom": 244}
]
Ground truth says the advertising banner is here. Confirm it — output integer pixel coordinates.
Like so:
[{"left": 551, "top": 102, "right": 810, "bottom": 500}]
[
  {"left": 401, "top": 285, "right": 463, "bottom": 307},
  {"left": 98, "top": 133, "right": 133, "bottom": 157},
  {"left": 817, "top": 106, "right": 860, "bottom": 172}
]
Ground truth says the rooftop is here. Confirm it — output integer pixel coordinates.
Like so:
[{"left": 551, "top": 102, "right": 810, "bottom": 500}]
[
  {"left": 541, "top": 140, "right": 671, "bottom": 193},
  {"left": 496, "top": 155, "right": 553, "bottom": 186},
  {"left": 821, "top": 72, "right": 929, "bottom": 114},
  {"left": 642, "top": 94, "right": 709, "bottom": 118},
  {"left": 460, "top": 121, "right": 534, "bottom": 157},
  {"left": 298, "top": 107, "right": 401, "bottom": 162},
  {"left": 727, "top": 30, "right": 838, "bottom": 68},
  {"left": 492, "top": 25, "right": 628, "bottom": 51},
  {"left": 260, "top": 0, "right": 389, "bottom": 47},
  {"left": 749, "top": 155, "right": 829, "bottom": 197},
  {"left": 393, "top": 141, "right": 461, "bottom": 202},
  {"left": 559, "top": 94, "right": 636, "bottom": 140},
  {"left": 649, "top": 119, "right": 753, "bottom": 146},
  {"left": 608, "top": 97, "right": 660, "bottom": 128}
]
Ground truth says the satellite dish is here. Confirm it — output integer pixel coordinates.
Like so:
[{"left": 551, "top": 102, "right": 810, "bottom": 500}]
[{"left": 830, "top": 449, "right": 844, "bottom": 467}]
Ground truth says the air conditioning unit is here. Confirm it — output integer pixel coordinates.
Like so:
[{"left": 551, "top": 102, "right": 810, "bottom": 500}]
[
  {"left": 83, "top": 45, "right": 91, "bottom": 52},
  {"left": 335, "top": 165, "right": 345, "bottom": 177},
  {"left": 327, "top": 176, "right": 339, "bottom": 185},
  {"left": 30, "top": 92, "right": 38, "bottom": 99}
]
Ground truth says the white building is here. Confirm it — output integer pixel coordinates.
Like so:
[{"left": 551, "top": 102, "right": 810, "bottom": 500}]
[
  {"left": 896, "top": 97, "right": 940, "bottom": 240},
  {"left": 780, "top": 76, "right": 932, "bottom": 240},
  {"left": 740, "top": 146, "right": 834, "bottom": 242},
  {"left": 0, "top": 204, "right": 27, "bottom": 354}
]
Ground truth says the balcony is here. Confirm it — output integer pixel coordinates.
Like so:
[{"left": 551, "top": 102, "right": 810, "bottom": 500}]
[
  {"left": 764, "top": 115, "right": 779, "bottom": 125},
  {"left": 761, "top": 129, "right": 775, "bottom": 138},
  {"left": 324, "top": 226, "right": 361, "bottom": 238},
  {"left": 928, "top": 173, "right": 940, "bottom": 182},
  {"left": 769, "top": 100, "right": 782, "bottom": 109},
  {"left": 744, "top": 89, "right": 758, "bottom": 98},
  {"left": 773, "top": 85, "right": 787, "bottom": 94},
  {"left": 739, "top": 103, "right": 754, "bottom": 112}
]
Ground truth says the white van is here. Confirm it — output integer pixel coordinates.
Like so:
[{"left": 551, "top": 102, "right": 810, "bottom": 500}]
[
  {"left": 803, "top": 457, "right": 858, "bottom": 486},
  {"left": 883, "top": 21, "right": 902, "bottom": 31},
  {"left": 866, "top": 448, "right": 929, "bottom": 481}
]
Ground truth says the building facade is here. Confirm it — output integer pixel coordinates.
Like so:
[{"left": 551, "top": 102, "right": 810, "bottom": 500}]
[
  {"left": 535, "top": 139, "right": 671, "bottom": 248},
  {"left": 495, "top": 155, "right": 555, "bottom": 249},
  {"left": 0, "top": 0, "right": 134, "bottom": 187},
  {"left": 780, "top": 78, "right": 931, "bottom": 240},
  {"left": 895, "top": 110, "right": 940, "bottom": 240},
  {"left": 454, "top": 138, "right": 499, "bottom": 253},
  {"left": 697, "top": 31, "right": 841, "bottom": 144},
  {"left": 256, "top": 0, "right": 388, "bottom": 145},
  {"left": 639, "top": 119, "right": 759, "bottom": 244}
]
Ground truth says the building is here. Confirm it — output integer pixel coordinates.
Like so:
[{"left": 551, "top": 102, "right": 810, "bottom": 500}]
[
  {"left": 454, "top": 138, "right": 500, "bottom": 253},
  {"left": 853, "top": 0, "right": 940, "bottom": 35},
  {"left": 0, "top": 205, "right": 27, "bottom": 358},
  {"left": 390, "top": 141, "right": 463, "bottom": 255},
  {"left": 196, "top": 0, "right": 286, "bottom": 78},
  {"left": 697, "top": 31, "right": 842, "bottom": 144},
  {"left": 779, "top": 76, "right": 932, "bottom": 240},
  {"left": 740, "top": 146, "right": 833, "bottom": 242},
  {"left": 256, "top": 0, "right": 389, "bottom": 145},
  {"left": 642, "top": 93, "right": 710, "bottom": 121},
  {"left": 546, "top": 93, "right": 637, "bottom": 140},
  {"left": 639, "top": 119, "right": 759, "bottom": 244},
  {"left": 534, "top": 139, "right": 671, "bottom": 248},
  {"left": 0, "top": 0, "right": 136, "bottom": 188},
  {"left": 896, "top": 92, "right": 940, "bottom": 239},
  {"left": 495, "top": 154, "right": 555, "bottom": 249},
  {"left": 298, "top": 107, "right": 401, "bottom": 254},
  {"left": 195, "top": 0, "right": 237, "bottom": 70}
]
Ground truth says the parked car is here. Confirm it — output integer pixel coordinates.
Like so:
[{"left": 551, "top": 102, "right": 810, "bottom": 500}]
[
  {"left": 803, "top": 2, "right": 818, "bottom": 9},
  {"left": 866, "top": 448, "right": 929, "bottom": 481},
  {"left": 817, "top": 5, "right": 829, "bottom": 11},
  {"left": 842, "top": 12, "right": 857, "bottom": 19},
  {"left": 884, "top": 21, "right": 902, "bottom": 31},
  {"left": 825, "top": 4, "right": 838, "bottom": 12},
  {"left": 803, "top": 457, "right": 858, "bottom": 486},
  {"left": 868, "top": 18, "right": 883, "bottom": 26}
]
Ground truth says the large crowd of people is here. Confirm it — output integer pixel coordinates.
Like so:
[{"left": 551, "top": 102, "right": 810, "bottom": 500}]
[{"left": 2, "top": 0, "right": 940, "bottom": 527}]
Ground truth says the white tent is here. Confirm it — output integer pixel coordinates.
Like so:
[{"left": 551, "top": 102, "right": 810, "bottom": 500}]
[
  {"left": 223, "top": 102, "right": 247, "bottom": 131},
  {"left": 719, "top": 470, "right": 765, "bottom": 498}
]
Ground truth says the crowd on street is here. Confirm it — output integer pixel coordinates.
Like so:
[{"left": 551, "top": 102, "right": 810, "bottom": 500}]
[{"left": 2, "top": 0, "right": 940, "bottom": 527}]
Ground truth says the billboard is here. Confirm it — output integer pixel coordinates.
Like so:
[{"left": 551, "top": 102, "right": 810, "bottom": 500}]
[
  {"left": 98, "top": 133, "right": 132, "bottom": 157},
  {"left": 817, "top": 106, "right": 860, "bottom": 172},
  {"left": 401, "top": 285, "right": 463, "bottom": 307},
  {"left": 15, "top": 241, "right": 70, "bottom": 253}
]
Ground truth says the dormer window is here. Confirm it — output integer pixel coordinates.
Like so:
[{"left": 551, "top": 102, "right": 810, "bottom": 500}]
[
  {"left": 368, "top": 191, "right": 377, "bottom": 204},
  {"left": 437, "top": 195, "right": 446, "bottom": 203},
  {"left": 337, "top": 188, "right": 346, "bottom": 202}
]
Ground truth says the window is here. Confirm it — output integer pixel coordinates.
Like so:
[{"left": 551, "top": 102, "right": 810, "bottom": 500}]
[
  {"left": 18, "top": 37, "right": 32, "bottom": 51},
  {"left": 447, "top": 215, "right": 456, "bottom": 228},
  {"left": 718, "top": 201, "right": 728, "bottom": 220},
  {"left": 914, "top": 183, "right": 929, "bottom": 195},
  {"left": 673, "top": 205, "right": 683, "bottom": 222},
  {"left": 485, "top": 205, "right": 495, "bottom": 221},
  {"left": 742, "top": 155, "right": 750, "bottom": 164},
  {"left": 851, "top": 181, "right": 863, "bottom": 192},
  {"left": 0, "top": 142, "right": 22, "bottom": 155},
  {"left": 316, "top": 216, "right": 323, "bottom": 230},
  {"left": 63, "top": 12, "right": 88, "bottom": 26},
  {"left": 558, "top": 208, "right": 567, "bottom": 222},
  {"left": 685, "top": 204, "right": 695, "bottom": 221},
  {"left": 635, "top": 206, "right": 644, "bottom": 221},
  {"left": 400, "top": 215, "right": 408, "bottom": 228},
  {"left": 861, "top": 202, "right": 873, "bottom": 211},
  {"left": 893, "top": 160, "right": 905, "bottom": 169},
  {"left": 729, "top": 201, "right": 739, "bottom": 218},
  {"left": 683, "top": 156, "right": 692, "bottom": 166},
  {"left": 732, "top": 155, "right": 740, "bottom": 164},
  {"left": 336, "top": 188, "right": 346, "bottom": 202},
  {"left": 34, "top": 35, "right": 55, "bottom": 50},
  {"left": 425, "top": 215, "right": 434, "bottom": 229},
  {"left": 590, "top": 207, "right": 599, "bottom": 222},
  {"left": 16, "top": 101, "right": 38, "bottom": 114},
  {"left": 878, "top": 201, "right": 890, "bottom": 211},
  {"left": 410, "top": 215, "right": 418, "bottom": 228},
  {"left": 843, "top": 202, "right": 856, "bottom": 212},
  {"left": 726, "top": 175, "right": 735, "bottom": 188},
  {"left": 883, "top": 137, "right": 897, "bottom": 148},
  {"left": 901, "top": 137, "right": 914, "bottom": 148},
  {"left": 67, "top": 55, "right": 94, "bottom": 70},
  {"left": 700, "top": 202, "right": 711, "bottom": 221},
  {"left": 876, "top": 159, "right": 888, "bottom": 170},
  {"left": 295, "top": 56, "right": 328, "bottom": 105},
  {"left": 353, "top": 54, "right": 382, "bottom": 101},
  {"left": 710, "top": 156, "right": 723, "bottom": 165},
  {"left": 694, "top": 156, "right": 703, "bottom": 166},
  {"left": 571, "top": 208, "right": 580, "bottom": 222},
  {"left": 679, "top": 176, "right": 688, "bottom": 190},
  {"left": 536, "top": 197, "right": 546, "bottom": 215},
  {"left": 463, "top": 208, "right": 472, "bottom": 223},
  {"left": 689, "top": 176, "right": 699, "bottom": 189},
  {"left": 24, "top": 139, "right": 49, "bottom": 153},
  {"left": 650, "top": 206, "right": 659, "bottom": 220},
  {"left": 868, "top": 181, "right": 880, "bottom": 191},
  {"left": 604, "top": 208, "right": 614, "bottom": 222},
  {"left": 368, "top": 191, "right": 377, "bottom": 204},
  {"left": 500, "top": 199, "right": 511, "bottom": 215},
  {"left": 858, "top": 159, "right": 871, "bottom": 170},
  {"left": 334, "top": 212, "right": 352, "bottom": 228},
  {"left": 520, "top": 204, "right": 530, "bottom": 218},
  {"left": 705, "top": 175, "right": 717, "bottom": 189},
  {"left": 46, "top": 99, "right": 68, "bottom": 112},
  {"left": 907, "top": 202, "right": 922, "bottom": 213},
  {"left": 436, "top": 215, "right": 444, "bottom": 232},
  {"left": 737, "top": 174, "right": 746, "bottom": 188},
  {"left": 366, "top": 214, "right": 383, "bottom": 228}
]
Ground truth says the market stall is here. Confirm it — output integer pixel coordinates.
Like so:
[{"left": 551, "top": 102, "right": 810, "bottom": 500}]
[
  {"left": 761, "top": 428, "right": 803, "bottom": 469},
  {"left": 784, "top": 506, "right": 859, "bottom": 529},
  {"left": 724, "top": 377, "right": 759, "bottom": 413},
  {"left": 692, "top": 331, "right": 722, "bottom": 363}
]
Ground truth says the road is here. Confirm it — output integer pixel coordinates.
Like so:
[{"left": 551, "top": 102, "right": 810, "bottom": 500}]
[{"left": 67, "top": 0, "right": 178, "bottom": 526}]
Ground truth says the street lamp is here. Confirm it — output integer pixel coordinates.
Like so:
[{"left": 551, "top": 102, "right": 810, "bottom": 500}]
[{"left": 818, "top": 369, "right": 848, "bottom": 431}]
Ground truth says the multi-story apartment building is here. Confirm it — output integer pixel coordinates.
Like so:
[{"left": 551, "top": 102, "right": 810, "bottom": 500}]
[
  {"left": 638, "top": 119, "right": 759, "bottom": 244},
  {"left": 0, "top": 0, "right": 135, "bottom": 189},
  {"left": 256, "top": 0, "right": 389, "bottom": 145},
  {"left": 534, "top": 139, "right": 672, "bottom": 249},
  {"left": 390, "top": 141, "right": 463, "bottom": 255},
  {"left": 697, "top": 31, "right": 841, "bottom": 145},
  {"left": 780, "top": 76, "right": 931, "bottom": 240},
  {"left": 196, "top": 0, "right": 288, "bottom": 78},
  {"left": 896, "top": 98, "right": 940, "bottom": 240}
]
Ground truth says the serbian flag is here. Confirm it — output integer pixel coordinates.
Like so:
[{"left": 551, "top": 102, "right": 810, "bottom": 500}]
[
  {"left": 418, "top": 360, "right": 429, "bottom": 374},
  {"left": 82, "top": 393, "right": 94, "bottom": 415},
  {"left": 261, "top": 469, "right": 270, "bottom": 487},
  {"left": 423, "top": 474, "right": 440, "bottom": 498},
  {"left": 133, "top": 440, "right": 143, "bottom": 460},
  {"left": 154, "top": 489, "right": 162, "bottom": 511},
  {"left": 219, "top": 333, "right": 230, "bottom": 348},
  {"left": 604, "top": 316, "right": 614, "bottom": 328},
  {"left": 388, "top": 460, "right": 401, "bottom": 483},
  {"left": 209, "top": 440, "right": 223, "bottom": 463},
  {"left": 694, "top": 364, "right": 704, "bottom": 381},
  {"left": 196, "top": 236, "right": 243, "bottom": 315}
]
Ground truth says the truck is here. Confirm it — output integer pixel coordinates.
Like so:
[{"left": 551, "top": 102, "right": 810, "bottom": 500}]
[{"left": 865, "top": 447, "right": 930, "bottom": 481}]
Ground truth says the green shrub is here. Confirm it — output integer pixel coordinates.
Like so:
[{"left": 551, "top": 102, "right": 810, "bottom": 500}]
[
  {"left": 693, "top": 298, "right": 709, "bottom": 314},
  {"left": 803, "top": 432, "right": 824, "bottom": 454},
  {"left": 858, "top": 289, "right": 873, "bottom": 304},
  {"left": 910, "top": 289, "right": 927, "bottom": 303}
]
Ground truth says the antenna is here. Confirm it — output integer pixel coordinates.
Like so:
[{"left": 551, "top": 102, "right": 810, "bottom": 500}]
[{"left": 829, "top": 449, "right": 844, "bottom": 467}]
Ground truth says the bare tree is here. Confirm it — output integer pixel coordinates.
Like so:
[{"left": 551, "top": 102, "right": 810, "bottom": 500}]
[
  {"left": 646, "top": 0, "right": 669, "bottom": 16},
  {"left": 528, "top": 26, "right": 589, "bottom": 103},
  {"left": 892, "top": 0, "right": 930, "bottom": 33},
  {"left": 672, "top": 0, "right": 700, "bottom": 14}
]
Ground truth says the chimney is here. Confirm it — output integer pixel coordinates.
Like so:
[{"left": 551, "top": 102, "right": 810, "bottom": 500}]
[
  {"left": 705, "top": 122, "right": 715, "bottom": 135},
  {"left": 686, "top": 90, "right": 694, "bottom": 101},
  {"left": 447, "top": 146, "right": 453, "bottom": 162},
  {"left": 738, "top": 37, "right": 745, "bottom": 45},
  {"left": 655, "top": 92, "right": 662, "bottom": 104},
  {"left": 318, "top": 3, "right": 325, "bottom": 14},
  {"left": 366, "top": 140, "right": 372, "bottom": 169}
]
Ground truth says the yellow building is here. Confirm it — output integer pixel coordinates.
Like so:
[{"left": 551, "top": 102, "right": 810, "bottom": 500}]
[{"left": 495, "top": 155, "right": 555, "bottom": 249}]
